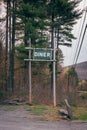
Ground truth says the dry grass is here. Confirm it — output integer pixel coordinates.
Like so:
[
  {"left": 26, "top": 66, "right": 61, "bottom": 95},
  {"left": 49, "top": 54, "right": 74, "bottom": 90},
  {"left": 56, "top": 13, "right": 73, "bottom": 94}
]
[
  {"left": 73, "top": 107, "right": 87, "bottom": 121},
  {"left": 27, "top": 104, "right": 87, "bottom": 121},
  {"left": 27, "top": 105, "right": 60, "bottom": 121}
]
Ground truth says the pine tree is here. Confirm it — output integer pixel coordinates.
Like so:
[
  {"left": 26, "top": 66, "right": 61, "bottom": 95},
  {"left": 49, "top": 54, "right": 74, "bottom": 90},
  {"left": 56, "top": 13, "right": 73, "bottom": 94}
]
[
  {"left": 4, "top": 0, "right": 17, "bottom": 92},
  {"left": 3, "top": 0, "right": 82, "bottom": 99},
  {"left": 47, "top": 0, "right": 82, "bottom": 91},
  {"left": 16, "top": 0, "right": 47, "bottom": 46}
]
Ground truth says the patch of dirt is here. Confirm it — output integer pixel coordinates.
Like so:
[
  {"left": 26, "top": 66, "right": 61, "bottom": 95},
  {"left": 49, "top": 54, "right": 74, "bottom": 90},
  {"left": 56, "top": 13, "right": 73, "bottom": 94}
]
[{"left": 0, "top": 104, "right": 44, "bottom": 121}]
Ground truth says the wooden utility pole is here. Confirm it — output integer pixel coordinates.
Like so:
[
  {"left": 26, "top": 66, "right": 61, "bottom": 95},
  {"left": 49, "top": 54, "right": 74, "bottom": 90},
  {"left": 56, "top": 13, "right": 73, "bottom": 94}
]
[
  {"left": 28, "top": 38, "right": 32, "bottom": 104},
  {"left": 53, "top": 34, "right": 56, "bottom": 107}
]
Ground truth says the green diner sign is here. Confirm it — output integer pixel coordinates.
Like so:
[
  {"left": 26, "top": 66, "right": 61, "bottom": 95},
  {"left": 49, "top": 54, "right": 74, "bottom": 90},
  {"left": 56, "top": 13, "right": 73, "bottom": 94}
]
[{"left": 33, "top": 49, "right": 52, "bottom": 60}]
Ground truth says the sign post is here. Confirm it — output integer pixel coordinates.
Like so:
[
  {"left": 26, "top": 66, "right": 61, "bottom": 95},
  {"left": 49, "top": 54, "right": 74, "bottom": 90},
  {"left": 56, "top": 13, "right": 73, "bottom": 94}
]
[
  {"left": 28, "top": 39, "right": 32, "bottom": 104},
  {"left": 24, "top": 45, "right": 57, "bottom": 106},
  {"left": 53, "top": 38, "right": 56, "bottom": 107}
]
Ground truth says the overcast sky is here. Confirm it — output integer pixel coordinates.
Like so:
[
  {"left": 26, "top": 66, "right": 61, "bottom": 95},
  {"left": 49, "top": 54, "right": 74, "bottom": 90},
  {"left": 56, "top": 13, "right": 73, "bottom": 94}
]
[{"left": 60, "top": 0, "right": 87, "bottom": 67}]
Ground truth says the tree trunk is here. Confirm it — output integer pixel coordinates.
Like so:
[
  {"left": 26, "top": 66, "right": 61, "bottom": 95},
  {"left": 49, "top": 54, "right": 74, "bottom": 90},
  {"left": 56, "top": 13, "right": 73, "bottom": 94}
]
[
  {"left": 11, "top": 0, "right": 16, "bottom": 92},
  {"left": 8, "top": 0, "right": 16, "bottom": 93},
  {"left": 50, "top": 1, "right": 54, "bottom": 94},
  {"left": 5, "top": 0, "right": 9, "bottom": 91}
]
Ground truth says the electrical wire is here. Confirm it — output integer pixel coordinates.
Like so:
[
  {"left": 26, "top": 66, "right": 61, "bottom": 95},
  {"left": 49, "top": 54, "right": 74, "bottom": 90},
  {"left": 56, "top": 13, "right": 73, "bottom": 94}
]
[
  {"left": 73, "top": 7, "right": 87, "bottom": 66},
  {"left": 74, "top": 24, "right": 87, "bottom": 67}
]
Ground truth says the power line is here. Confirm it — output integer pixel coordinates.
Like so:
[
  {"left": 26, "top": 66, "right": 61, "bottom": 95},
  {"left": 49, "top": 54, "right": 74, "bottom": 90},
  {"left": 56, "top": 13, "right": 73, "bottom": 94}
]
[
  {"left": 74, "top": 24, "right": 87, "bottom": 67},
  {"left": 73, "top": 7, "right": 87, "bottom": 65},
  {"left": 73, "top": 7, "right": 87, "bottom": 66}
]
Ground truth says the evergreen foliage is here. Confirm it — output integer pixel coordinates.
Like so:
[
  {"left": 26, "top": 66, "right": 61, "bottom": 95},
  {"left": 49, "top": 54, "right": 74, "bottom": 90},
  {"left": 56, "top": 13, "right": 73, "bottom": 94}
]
[
  {"left": 0, "top": 0, "right": 82, "bottom": 101},
  {"left": 15, "top": 0, "right": 82, "bottom": 71}
]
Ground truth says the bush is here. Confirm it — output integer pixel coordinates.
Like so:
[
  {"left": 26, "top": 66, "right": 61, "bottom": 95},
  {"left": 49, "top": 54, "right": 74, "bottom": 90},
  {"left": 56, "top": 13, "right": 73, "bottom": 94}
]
[
  {"left": 80, "top": 93, "right": 87, "bottom": 99},
  {"left": 0, "top": 91, "right": 3, "bottom": 99}
]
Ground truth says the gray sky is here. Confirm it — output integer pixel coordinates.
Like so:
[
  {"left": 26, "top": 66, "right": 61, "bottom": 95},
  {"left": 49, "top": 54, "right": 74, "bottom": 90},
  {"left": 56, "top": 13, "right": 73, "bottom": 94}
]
[{"left": 60, "top": 0, "right": 87, "bottom": 67}]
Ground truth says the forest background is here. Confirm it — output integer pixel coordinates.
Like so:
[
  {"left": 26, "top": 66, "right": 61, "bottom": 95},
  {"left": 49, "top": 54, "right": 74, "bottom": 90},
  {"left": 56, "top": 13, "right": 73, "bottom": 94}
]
[{"left": 0, "top": 0, "right": 86, "bottom": 106}]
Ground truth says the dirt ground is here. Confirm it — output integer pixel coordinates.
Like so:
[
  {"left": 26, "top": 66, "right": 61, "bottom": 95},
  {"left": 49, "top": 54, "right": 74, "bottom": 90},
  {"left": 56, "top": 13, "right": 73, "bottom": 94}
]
[{"left": 0, "top": 104, "right": 87, "bottom": 130}]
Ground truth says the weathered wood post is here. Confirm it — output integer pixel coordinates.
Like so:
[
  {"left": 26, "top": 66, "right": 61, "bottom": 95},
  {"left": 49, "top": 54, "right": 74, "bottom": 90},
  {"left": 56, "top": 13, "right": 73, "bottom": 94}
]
[{"left": 64, "top": 99, "right": 73, "bottom": 119}]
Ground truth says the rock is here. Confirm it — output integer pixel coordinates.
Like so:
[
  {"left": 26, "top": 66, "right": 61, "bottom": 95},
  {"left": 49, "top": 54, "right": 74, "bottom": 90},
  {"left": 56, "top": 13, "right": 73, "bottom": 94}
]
[{"left": 59, "top": 109, "right": 68, "bottom": 116}]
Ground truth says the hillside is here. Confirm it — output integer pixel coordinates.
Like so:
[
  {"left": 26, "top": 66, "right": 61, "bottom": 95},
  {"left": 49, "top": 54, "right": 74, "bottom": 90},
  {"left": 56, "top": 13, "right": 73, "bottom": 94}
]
[
  {"left": 75, "top": 61, "right": 87, "bottom": 80},
  {"left": 64, "top": 61, "right": 87, "bottom": 80}
]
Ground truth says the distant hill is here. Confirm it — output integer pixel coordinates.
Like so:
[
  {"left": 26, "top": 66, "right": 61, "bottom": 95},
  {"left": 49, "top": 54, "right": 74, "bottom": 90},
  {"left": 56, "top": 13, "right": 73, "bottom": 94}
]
[
  {"left": 75, "top": 61, "right": 87, "bottom": 80},
  {"left": 64, "top": 61, "right": 87, "bottom": 80}
]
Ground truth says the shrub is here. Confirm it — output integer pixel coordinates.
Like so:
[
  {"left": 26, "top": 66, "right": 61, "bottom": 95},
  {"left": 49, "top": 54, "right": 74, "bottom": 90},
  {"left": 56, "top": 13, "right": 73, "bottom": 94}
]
[
  {"left": 0, "top": 91, "right": 3, "bottom": 99},
  {"left": 80, "top": 93, "right": 87, "bottom": 99}
]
